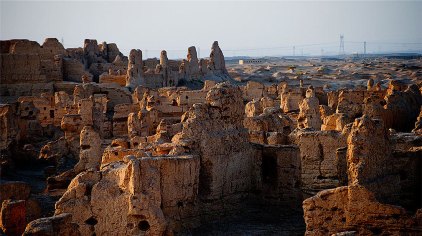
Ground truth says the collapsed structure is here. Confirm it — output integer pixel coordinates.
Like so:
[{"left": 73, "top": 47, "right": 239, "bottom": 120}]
[{"left": 0, "top": 38, "right": 421, "bottom": 235}]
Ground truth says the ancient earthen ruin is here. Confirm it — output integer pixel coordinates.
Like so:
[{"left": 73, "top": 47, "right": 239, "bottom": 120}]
[{"left": 1, "top": 38, "right": 421, "bottom": 235}]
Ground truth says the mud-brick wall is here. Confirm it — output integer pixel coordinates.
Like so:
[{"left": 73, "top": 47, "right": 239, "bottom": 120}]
[
  {"left": 1, "top": 54, "right": 44, "bottom": 84},
  {"left": 291, "top": 130, "right": 347, "bottom": 193}
]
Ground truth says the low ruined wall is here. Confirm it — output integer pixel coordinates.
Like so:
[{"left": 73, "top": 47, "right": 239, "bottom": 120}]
[
  {"left": 177, "top": 90, "right": 207, "bottom": 107},
  {"left": 99, "top": 74, "right": 126, "bottom": 86},
  {"left": 290, "top": 130, "right": 347, "bottom": 193}
]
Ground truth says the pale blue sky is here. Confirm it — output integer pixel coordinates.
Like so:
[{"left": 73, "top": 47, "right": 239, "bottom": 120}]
[{"left": 1, "top": 1, "right": 421, "bottom": 58}]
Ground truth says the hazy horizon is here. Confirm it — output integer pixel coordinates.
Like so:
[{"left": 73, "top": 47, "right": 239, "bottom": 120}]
[{"left": 1, "top": 1, "right": 422, "bottom": 58}]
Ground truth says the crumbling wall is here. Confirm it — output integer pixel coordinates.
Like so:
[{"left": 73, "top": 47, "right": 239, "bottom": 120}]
[
  {"left": 55, "top": 155, "right": 200, "bottom": 235},
  {"left": 243, "top": 81, "right": 265, "bottom": 100},
  {"left": 347, "top": 116, "right": 400, "bottom": 203},
  {"left": 384, "top": 84, "right": 422, "bottom": 131},
  {"left": 298, "top": 86, "right": 322, "bottom": 130},
  {"left": 243, "top": 108, "right": 292, "bottom": 145},
  {"left": 176, "top": 83, "right": 258, "bottom": 202},
  {"left": 126, "top": 49, "right": 143, "bottom": 88},
  {"left": 280, "top": 85, "right": 304, "bottom": 112},
  {"left": 303, "top": 115, "right": 422, "bottom": 235},
  {"left": 290, "top": 130, "right": 347, "bottom": 193},
  {"left": 1, "top": 39, "right": 64, "bottom": 84}
]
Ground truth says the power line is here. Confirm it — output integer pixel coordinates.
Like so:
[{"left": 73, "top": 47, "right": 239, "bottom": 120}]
[
  {"left": 223, "top": 42, "right": 338, "bottom": 52},
  {"left": 346, "top": 41, "right": 422, "bottom": 45}
]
